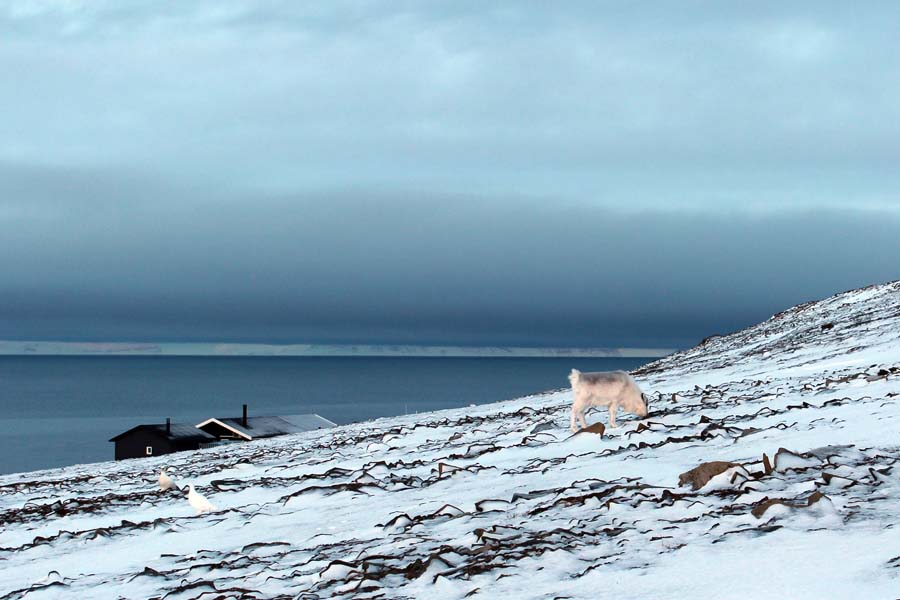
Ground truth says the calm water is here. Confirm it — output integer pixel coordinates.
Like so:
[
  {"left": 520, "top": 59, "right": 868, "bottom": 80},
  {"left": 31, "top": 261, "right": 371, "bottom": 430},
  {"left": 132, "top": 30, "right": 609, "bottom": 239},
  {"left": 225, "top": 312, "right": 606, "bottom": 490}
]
[{"left": 0, "top": 356, "right": 652, "bottom": 475}]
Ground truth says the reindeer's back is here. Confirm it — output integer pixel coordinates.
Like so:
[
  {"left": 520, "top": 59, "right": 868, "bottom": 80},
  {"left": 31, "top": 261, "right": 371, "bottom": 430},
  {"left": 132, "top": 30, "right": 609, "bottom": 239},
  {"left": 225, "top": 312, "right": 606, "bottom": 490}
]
[{"left": 578, "top": 370, "right": 631, "bottom": 385}]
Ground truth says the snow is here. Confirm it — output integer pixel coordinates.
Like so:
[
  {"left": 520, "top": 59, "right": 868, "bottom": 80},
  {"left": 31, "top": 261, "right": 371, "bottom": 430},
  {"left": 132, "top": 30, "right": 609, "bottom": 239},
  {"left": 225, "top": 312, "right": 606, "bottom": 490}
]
[{"left": 2, "top": 281, "right": 900, "bottom": 599}]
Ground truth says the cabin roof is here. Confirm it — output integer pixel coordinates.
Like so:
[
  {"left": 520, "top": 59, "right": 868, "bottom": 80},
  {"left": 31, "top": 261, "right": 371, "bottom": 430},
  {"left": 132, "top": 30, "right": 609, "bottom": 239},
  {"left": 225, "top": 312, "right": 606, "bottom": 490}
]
[
  {"left": 195, "top": 414, "right": 336, "bottom": 440},
  {"left": 280, "top": 414, "right": 338, "bottom": 429},
  {"left": 109, "top": 423, "right": 216, "bottom": 443}
]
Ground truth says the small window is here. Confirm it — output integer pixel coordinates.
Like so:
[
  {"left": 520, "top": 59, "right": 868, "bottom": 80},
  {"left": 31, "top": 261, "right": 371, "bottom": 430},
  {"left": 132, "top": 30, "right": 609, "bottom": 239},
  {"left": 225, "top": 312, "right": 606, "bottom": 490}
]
[{"left": 146, "top": 446, "right": 153, "bottom": 455}]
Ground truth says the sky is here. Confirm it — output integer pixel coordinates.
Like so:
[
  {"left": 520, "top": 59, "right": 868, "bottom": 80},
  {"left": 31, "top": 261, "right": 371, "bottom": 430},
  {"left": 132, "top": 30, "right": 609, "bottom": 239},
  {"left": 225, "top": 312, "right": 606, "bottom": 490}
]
[{"left": 2, "top": 1, "right": 900, "bottom": 349}]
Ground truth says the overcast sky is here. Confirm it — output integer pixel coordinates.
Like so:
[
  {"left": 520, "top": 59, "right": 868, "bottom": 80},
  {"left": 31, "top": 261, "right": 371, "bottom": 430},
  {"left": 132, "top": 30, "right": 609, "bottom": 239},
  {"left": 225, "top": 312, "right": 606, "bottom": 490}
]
[{"left": 2, "top": 1, "right": 899, "bottom": 349}]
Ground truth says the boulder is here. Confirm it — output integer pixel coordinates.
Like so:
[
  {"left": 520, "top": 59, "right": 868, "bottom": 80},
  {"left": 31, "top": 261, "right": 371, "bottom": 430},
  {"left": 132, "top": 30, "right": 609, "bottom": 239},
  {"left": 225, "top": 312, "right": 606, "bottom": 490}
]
[
  {"left": 751, "top": 491, "right": 828, "bottom": 518},
  {"left": 678, "top": 461, "right": 740, "bottom": 490},
  {"left": 577, "top": 423, "right": 606, "bottom": 437}
]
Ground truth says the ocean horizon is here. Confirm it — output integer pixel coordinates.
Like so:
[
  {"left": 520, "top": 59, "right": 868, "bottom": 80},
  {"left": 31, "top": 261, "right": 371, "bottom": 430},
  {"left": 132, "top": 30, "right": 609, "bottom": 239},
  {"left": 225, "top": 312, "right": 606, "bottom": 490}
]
[{"left": 0, "top": 355, "right": 654, "bottom": 475}]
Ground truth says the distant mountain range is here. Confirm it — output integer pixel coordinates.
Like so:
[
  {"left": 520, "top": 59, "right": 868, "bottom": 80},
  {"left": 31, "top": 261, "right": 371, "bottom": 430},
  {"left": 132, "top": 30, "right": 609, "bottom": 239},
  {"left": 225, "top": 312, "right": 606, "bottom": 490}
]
[{"left": 0, "top": 340, "right": 675, "bottom": 358}]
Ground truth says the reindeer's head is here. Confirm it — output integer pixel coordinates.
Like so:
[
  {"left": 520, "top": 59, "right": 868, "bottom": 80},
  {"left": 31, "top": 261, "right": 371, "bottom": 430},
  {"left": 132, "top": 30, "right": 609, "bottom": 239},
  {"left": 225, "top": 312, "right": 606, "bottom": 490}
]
[
  {"left": 624, "top": 392, "right": 650, "bottom": 417},
  {"left": 639, "top": 392, "right": 650, "bottom": 417}
]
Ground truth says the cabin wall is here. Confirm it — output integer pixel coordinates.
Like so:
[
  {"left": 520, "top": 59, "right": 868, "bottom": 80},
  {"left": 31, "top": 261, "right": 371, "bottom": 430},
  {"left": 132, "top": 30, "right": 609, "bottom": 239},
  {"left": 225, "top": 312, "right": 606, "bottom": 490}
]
[{"left": 114, "top": 432, "right": 177, "bottom": 461}]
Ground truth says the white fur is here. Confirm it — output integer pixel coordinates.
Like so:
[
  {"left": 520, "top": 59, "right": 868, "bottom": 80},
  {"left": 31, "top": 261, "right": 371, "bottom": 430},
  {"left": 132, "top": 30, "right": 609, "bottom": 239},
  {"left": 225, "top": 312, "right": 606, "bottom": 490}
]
[{"left": 569, "top": 369, "right": 649, "bottom": 431}]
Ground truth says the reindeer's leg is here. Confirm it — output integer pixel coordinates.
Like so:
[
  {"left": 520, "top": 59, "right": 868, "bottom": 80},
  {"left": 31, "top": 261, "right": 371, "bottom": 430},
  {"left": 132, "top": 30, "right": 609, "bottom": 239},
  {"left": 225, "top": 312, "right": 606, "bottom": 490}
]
[
  {"left": 570, "top": 403, "right": 579, "bottom": 432},
  {"left": 579, "top": 404, "right": 590, "bottom": 429},
  {"left": 608, "top": 403, "right": 618, "bottom": 428}
]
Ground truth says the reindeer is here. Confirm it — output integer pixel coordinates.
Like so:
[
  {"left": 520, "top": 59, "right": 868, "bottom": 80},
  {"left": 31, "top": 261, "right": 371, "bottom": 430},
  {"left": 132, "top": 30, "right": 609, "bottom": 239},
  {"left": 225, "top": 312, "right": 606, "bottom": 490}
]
[{"left": 569, "top": 369, "right": 649, "bottom": 431}]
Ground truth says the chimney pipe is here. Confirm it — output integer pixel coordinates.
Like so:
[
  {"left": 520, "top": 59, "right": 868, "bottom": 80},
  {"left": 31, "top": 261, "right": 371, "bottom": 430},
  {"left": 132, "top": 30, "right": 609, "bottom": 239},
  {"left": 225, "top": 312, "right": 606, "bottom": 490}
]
[
  {"left": 242, "top": 404, "right": 248, "bottom": 428},
  {"left": 166, "top": 417, "right": 171, "bottom": 434}
]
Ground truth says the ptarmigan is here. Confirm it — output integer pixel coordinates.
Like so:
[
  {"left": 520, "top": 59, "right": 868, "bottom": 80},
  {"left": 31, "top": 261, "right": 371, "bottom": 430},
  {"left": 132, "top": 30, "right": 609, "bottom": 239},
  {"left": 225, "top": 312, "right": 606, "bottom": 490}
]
[
  {"left": 159, "top": 469, "right": 177, "bottom": 491},
  {"left": 187, "top": 484, "right": 217, "bottom": 514}
]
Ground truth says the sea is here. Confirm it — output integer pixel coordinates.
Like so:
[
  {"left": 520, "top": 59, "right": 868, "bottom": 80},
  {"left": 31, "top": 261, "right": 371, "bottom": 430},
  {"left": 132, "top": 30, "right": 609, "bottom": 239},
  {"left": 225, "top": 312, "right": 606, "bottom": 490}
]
[{"left": 0, "top": 356, "right": 653, "bottom": 475}]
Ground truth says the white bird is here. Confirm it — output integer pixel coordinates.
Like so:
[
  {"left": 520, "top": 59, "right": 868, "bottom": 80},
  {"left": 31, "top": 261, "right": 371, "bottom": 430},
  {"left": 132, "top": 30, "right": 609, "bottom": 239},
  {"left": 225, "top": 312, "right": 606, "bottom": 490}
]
[
  {"left": 159, "top": 469, "right": 177, "bottom": 491},
  {"left": 187, "top": 484, "right": 217, "bottom": 514}
]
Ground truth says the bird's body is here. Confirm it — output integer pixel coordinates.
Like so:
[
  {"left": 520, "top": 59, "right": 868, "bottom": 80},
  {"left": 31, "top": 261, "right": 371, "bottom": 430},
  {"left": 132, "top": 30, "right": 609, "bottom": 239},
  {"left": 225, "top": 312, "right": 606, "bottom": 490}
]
[
  {"left": 159, "top": 469, "right": 177, "bottom": 491},
  {"left": 187, "top": 484, "right": 217, "bottom": 514}
]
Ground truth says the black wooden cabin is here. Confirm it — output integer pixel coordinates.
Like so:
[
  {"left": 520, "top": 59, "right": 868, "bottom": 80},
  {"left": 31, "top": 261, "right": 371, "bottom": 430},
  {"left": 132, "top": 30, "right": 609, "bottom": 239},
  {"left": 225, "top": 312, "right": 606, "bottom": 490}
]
[
  {"left": 109, "top": 419, "right": 215, "bottom": 461},
  {"left": 109, "top": 406, "right": 337, "bottom": 461}
]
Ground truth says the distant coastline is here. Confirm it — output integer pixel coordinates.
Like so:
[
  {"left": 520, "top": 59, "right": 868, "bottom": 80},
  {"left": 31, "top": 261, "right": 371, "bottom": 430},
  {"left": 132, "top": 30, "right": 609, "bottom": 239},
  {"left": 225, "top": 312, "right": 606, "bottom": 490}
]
[{"left": 0, "top": 340, "right": 675, "bottom": 358}]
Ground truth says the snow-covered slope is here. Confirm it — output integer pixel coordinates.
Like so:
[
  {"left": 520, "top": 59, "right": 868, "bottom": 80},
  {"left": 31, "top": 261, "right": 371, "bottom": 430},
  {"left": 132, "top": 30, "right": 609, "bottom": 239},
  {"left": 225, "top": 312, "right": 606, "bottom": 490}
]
[{"left": 2, "top": 282, "right": 899, "bottom": 599}]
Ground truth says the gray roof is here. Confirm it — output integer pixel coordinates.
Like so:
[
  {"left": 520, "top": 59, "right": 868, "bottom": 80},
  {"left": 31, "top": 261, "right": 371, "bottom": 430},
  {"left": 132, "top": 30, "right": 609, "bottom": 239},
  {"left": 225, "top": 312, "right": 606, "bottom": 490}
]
[
  {"left": 280, "top": 414, "right": 338, "bottom": 429},
  {"left": 197, "top": 414, "right": 336, "bottom": 440},
  {"left": 109, "top": 423, "right": 216, "bottom": 443}
]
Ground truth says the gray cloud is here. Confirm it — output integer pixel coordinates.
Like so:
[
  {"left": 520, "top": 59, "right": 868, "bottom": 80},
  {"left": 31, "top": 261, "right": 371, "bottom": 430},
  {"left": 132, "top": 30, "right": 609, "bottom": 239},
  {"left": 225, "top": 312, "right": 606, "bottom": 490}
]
[
  {"left": 1, "top": 2, "right": 899, "bottom": 347},
  {"left": 2, "top": 171, "right": 897, "bottom": 346},
  {"left": 4, "top": 2, "right": 900, "bottom": 197}
]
